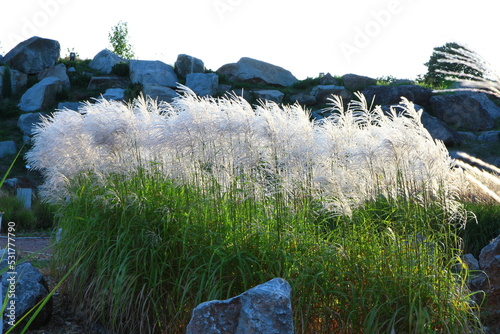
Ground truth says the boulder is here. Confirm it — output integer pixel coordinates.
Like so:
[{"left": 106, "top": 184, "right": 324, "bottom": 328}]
[
  {"left": 478, "top": 131, "right": 500, "bottom": 142},
  {"left": 361, "top": 85, "right": 433, "bottom": 108},
  {"left": 341, "top": 73, "right": 377, "bottom": 92},
  {"left": 186, "top": 278, "right": 293, "bottom": 334},
  {"left": 0, "top": 141, "right": 17, "bottom": 158},
  {"left": 0, "top": 250, "right": 52, "bottom": 331},
  {"left": 129, "top": 60, "right": 178, "bottom": 89},
  {"left": 142, "top": 85, "right": 178, "bottom": 103},
  {"left": 102, "top": 88, "right": 126, "bottom": 101},
  {"left": 224, "top": 88, "right": 253, "bottom": 103},
  {"left": 319, "top": 73, "right": 340, "bottom": 86},
  {"left": 253, "top": 89, "right": 284, "bottom": 104},
  {"left": 18, "top": 77, "right": 63, "bottom": 112},
  {"left": 456, "top": 131, "right": 477, "bottom": 143},
  {"left": 185, "top": 73, "right": 218, "bottom": 97},
  {"left": 420, "top": 111, "right": 462, "bottom": 146},
  {"left": 289, "top": 92, "right": 317, "bottom": 106},
  {"left": 17, "top": 112, "right": 46, "bottom": 137},
  {"left": 87, "top": 76, "right": 129, "bottom": 91},
  {"left": 0, "top": 66, "right": 28, "bottom": 97},
  {"left": 57, "top": 101, "right": 85, "bottom": 112},
  {"left": 37, "top": 63, "right": 70, "bottom": 90},
  {"left": 217, "top": 57, "right": 298, "bottom": 87},
  {"left": 455, "top": 91, "right": 500, "bottom": 119},
  {"left": 2, "top": 36, "right": 60, "bottom": 74},
  {"left": 390, "top": 79, "right": 415, "bottom": 86},
  {"left": 311, "top": 85, "right": 353, "bottom": 105},
  {"left": 89, "top": 49, "right": 126, "bottom": 74},
  {"left": 430, "top": 94, "right": 494, "bottom": 131},
  {"left": 175, "top": 54, "right": 205, "bottom": 79}
]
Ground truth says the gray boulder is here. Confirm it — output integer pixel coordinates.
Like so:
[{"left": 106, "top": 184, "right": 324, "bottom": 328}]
[
  {"left": 289, "top": 92, "right": 317, "bottom": 106},
  {"left": 311, "top": 85, "right": 353, "bottom": 105},
  {"left": 37, "top": 63, "right": 70, "bottom": 90},
  {"left": 175, "top": 54, "right": 205, "bottom": 79},
  {"left": 143, "top": 84, "right": 178, "bottom": 103},
  {"left": 430, "top": 94, "right": 494, "bottom": 131},
  {"left": 455, "top": 91, "right": 500, "bottom": 119},
  {"left": 2, "top": 36, "right": 60, "bottom": 74},
  {"left": 217, "top": 57, "right": 298, "bottom": 87},
  {"left": 57, "top": 101, "right": 85, "bottom": 112},
  {"left": 185, "top": 73, "right": 218, "bottom": 97},
  {"left": 253, "top": 89, "right": 284, "bottom": 104},
  {"left": 341, "top": 73, "right": 377, "bottom": 92},
  {"left": 102, "top": 88, "right": 126, "bottom": 101},
  {"left": 186, "top": 278, "right": 293, "bottom": 334},
  {"left": 0, "top": 141, "right": 17, "bottom": 158},
  {"left": 420, "top": 111, "right": 462, "bottom": 146},
  {"left": 89, "top": 49, "right": 125, "bottom": 74},
  {"left": 87, "top": 76, "right": 129, "bottom": 91},
  {"left": 319, "top": 73, "right": 340, "bottom": 86},
  {"left": 18, "top": 77, "right": 63, "bottom": 112},
  {"left": 130, "top": 60, "right": 178, "bottom": 89},
  {"left": 17, "top": 112, "right": 46, "bottom": 137},
  {"left": 362, "top": 85, "right": 433, "bottom": 108},
  {"left": 478, "top": 131, "right": 500, "bottom": 142},
  {"left": 0, "top": 66, "right": 28, "bottom": 97},
  {"left": 1, "top": 250, "right": 52, "bottom": 331}
]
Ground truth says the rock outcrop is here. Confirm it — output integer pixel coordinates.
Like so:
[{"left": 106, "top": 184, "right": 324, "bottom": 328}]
[
  {"left": 186, "top": 278, "right": 293, "bottom": 334},
  {"left": 0, "top": 250, "right": 52, "bottom": 331},
  {"left": 186, "top": 73, "right": 218, "bottom": 97},
  {"left": 18, "top": 77, "right": 64, "bottom": 112},
  {"left": 217, "top": 57, "right": 298, "bottom": 87},
  {"left": 0, "top": 66, "right": 28, "bottom": 98},
  {"left": 130, "top": 60, "right": 178, "bottom": 89},
  {"left": 430, "top": 94, "right": 494, "bottom": 131},
  {"left": 2, "top": 36, "right": 60, "bottom": 74},
  {"left": 88, "top": 49, "right": 126, "bottom": 74},
  {"left": 341, "top": 73, "right": 377, "bottom": 92},
  {"left": 37, "top": 63, "right": 70, "bottom": 90},
  {"left": 175, "top": 54, "right": 205, "bottom": 79},
  {"left": 362, "top": 85, "right": 433, "bottom": 108}
]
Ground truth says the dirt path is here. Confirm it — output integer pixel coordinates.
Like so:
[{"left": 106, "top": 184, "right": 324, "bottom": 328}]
[{"left": 0, "top": 236, "right": 53, "bottom": 259}]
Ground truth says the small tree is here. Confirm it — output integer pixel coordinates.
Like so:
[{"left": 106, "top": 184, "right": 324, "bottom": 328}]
[
  {"left": 424, "top": 42, "right": 484, "bottom": 87},
  {"left": 108, "top": 21, "right": 135, "bottom": 60}
]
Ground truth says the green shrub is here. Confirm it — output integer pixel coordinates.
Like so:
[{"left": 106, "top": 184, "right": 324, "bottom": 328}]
[
  {"left": 111, "top": 62, "right": 130, "bottom": 77},
  {"left": 0, "top": 194, "right": 37, "bottom": 231}
]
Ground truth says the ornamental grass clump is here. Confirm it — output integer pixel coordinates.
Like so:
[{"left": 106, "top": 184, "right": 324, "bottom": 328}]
[{"left": 27, "top": 89, "right": 483, "bottom": 333}]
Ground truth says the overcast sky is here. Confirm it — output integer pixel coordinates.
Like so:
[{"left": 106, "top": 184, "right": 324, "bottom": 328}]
[{"left": 1, "top": 0, "right": 498, "bottom": 80}]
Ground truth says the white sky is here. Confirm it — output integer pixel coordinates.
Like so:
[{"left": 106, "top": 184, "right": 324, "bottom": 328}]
[{"left": 1, "top": 0, "right": 499, "bottom": 80}]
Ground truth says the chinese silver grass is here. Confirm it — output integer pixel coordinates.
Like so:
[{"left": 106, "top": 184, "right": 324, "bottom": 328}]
[{"left": 27, "top": 87, "right": 460, "bottom": 215}]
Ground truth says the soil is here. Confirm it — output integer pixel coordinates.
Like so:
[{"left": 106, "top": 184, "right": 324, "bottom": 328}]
[{"left": 0, "top": 236, "right": 115, "bottom": 334}]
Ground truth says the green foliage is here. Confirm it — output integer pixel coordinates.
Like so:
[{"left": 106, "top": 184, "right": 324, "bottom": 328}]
[
  {"left": 460, "top": 202, "right": 500, "bottom": 258},
  {"left": 291, "top": 76, "right": 322, "bottom": 90},
  {"left": 124, "top": 82, "right": 143, "bottom": 101},
  {"left": 0, "top": 98, "right": 21, "bottom": 119},
  {"left": 0, "top": 195, "right": 37, "bottom": 231},
  {"left": 108, "top": 21, "right": 135, "bottom": 60},
  {"left": 424, "top": 42, "right": 484, "bottom": 88},
  {"left": 1, "top": 66, "right": 13, "bottom": 98},
  {"left": 111, "top": 62, "right": 130, "bottom": 77},
  {"left": 51, "top": 171, "right": 481, "bottom": 333}
]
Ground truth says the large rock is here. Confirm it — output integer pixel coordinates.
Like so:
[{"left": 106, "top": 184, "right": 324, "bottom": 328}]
[
  {"left": 0, "top": 66, "right": 28, "bottom": 97},
  {"left": 470, "top": 235, "right": 500, "bottom": 328},
  {"left": 175, "top": 54, "right": 205, "bottom": 79},
  {"left": 361, "top": 85, "right": 433, "bottom": 108},
  {"left": 37, "top": 63, "right": 70, "bottom": 90},
  {"left": 1, "top": 250, "right": 52, "bottom": 331},
  {"left": 142, "top": 84, "right": 178, "bottom": 103},
  {"left": 102, "top": 88, "right": 126, "bottom": 101},
  {"left": 87, "top": 76, "right": 129, "bottom": 91},
  {"left": 253, "top": 89, "right": 284, "bottom": 104},
  {"left": 186, "top": 278, "right": 293, "bottom": 334},
  {"left": 0, "top": 141, "right": 17, "bottom": 158},
  {"left": 455, "top": 91, "right": 500, "bottom": 119},
  {"left": 17, "top": 112, "right": 46, "bottom": 137},
  {"left": 420, "top": 111, "right": 462, "bottom": 146},
  {"left": 18, "top": 77, "right": 63, "bottom": 112},
  {"left": 289, "top": 92, "right": 316, "bottom": 106},
  {"left": 185, "top": 73, "right": 218, "bottom": 97},
  {"left": 89, "top": 49, "right": 126, "bottom": 74},
  {"left": 129, "top": 60, "right": 178, "bottom": 89},
  {"left": 342, "top": 73, "right": 377, "bottom": 92},
  {"left": 2, "top": 36, "right": 60, "bottom": 74},
  {"left": 311, "top": 85, "right": 353, "bottom": 105},
  {"left": 430, "top": 94, "right": 494, "bottom": 131},
  {"left": 217, "top": 57, "right": 298, "bottom": 87}
]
